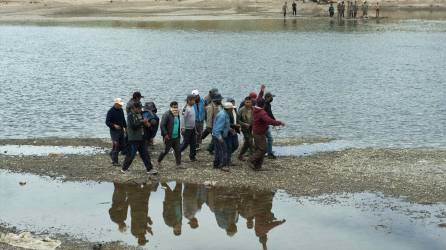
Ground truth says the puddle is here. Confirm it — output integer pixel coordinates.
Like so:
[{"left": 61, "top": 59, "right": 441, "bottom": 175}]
[
  {"left": 0, "top": 145, "right": 105, "bottom": 156},
  {"left": 273, "top": 140, "right": 357, "bottom": 156},
  {"left": 0, "top": 170, "right": 445, "bottom": 249}
]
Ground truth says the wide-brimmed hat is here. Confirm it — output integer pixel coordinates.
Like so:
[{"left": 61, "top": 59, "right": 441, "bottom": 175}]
[
  {"left": 223, "top": 102, "right": 235, "bottom": 109},
  {"left": 114, "top": 98, "right": 124, "bottom": 106}
]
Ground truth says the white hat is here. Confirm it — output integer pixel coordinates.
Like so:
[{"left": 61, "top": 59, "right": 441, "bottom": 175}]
[
  {"left": 114, "top": 98, "right": 124, "bottom": 106},
  {"left": 223, "top": 102, "right": 235, "bottom": 109},
  {"left": 191, "top": 89, "right": 200, "bottom": 96}
]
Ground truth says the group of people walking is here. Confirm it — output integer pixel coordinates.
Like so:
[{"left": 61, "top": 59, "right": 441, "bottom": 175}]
[
  {"left": 329, "top": 1, "right": 380, "bottom": 19},
  {"left": 105, "top": 85, "right": 285, "bottom": 175}
]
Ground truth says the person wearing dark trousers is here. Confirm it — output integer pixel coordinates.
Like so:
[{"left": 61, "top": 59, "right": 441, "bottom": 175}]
[
  {"left": 292, "top": 1, "right": 297, "bottom": 16},
  {"left": 225, "top": 98, "right": 240, "bottom": 165},
  {"left": 158, "top": 101, "right": 184, "bottom": 169},
  {"left": 192, "top": 89, "right": 205, "bottom": 150},
  {"left": 121, "top": 102, "right": 157, "bottom": 175},
  {"left": 106, "top": 98, "right": 127, "bottom": 166},
  {"left": 257, "top": 89, "right": 278, "bottom": 159},
  {"left": 212, "top": 103, "right": 231, "bottom": 171},
  {"left": 249, "top": 99, "right": 284, "bottom": 170},
  {"left": 202, "top": 94, "right": 223, "bottom": 154},
  {"left": 180, "top": 95, "right": 197, "bottom": 161},
  {"left": 238, "top": 97, "right": 254, "bottom": 161}
]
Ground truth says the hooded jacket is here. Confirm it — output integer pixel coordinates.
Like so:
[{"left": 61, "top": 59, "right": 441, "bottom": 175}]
[{"left": 252, "top": 107, "right": 282, "bottom": 135}]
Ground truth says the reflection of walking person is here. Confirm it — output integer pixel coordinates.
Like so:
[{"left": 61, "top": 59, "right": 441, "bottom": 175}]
[{"left": 162, "top": 182, "right": 183, "bottom": 236}]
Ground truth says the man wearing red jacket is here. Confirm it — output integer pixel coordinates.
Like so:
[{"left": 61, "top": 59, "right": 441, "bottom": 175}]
[{"left": 249, "top": 99, "right": 285, "bottom": 170}]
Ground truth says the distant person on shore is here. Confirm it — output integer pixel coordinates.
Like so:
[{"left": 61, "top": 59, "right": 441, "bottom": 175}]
[
  {"left": 158, "top": 101, "right": 184, "bottom": 169},
  {"left": 337, "top": 2, "right": 342, "bottom": 19},
  {"left": 347, "top": 1, "right": 351, "bottom": 18},
  {"left": 249, "top": 99, "right": 284, "bottom": 170},
  {"left": 106, "top": 98, "right": 127, "bottom": 166},
  {"left": 203, "top": 94, "right": 223, "bottom": 154},
  {"left": 362, "top": 1, "right": 369, "bottom": 18},
  {"left": 340, "top": 1, "right": 345, "bottom": 18},
  {"left": 126, "top": 91, "right": 143, "bottom": 114},
  {"left": 212, "top": 102, "right": 232, "bottom": 171},
  {"left": 292, "top": 1, "right": 297, "bottom": 16},
  {"left": 329, "top": 3, "right": 335, "bottom": 17},
  {"left": 192, "top": 89, "right": 205, "bottom": 150},
  {"left": 121, "top": 102, "right": 157, "bottom": 175},
  {"left": 375, "top": 2, "right": 380, "bottom": 18},
  {"left": 282, "top": 2, "right": 288, "bottom": 18},
  {"left": 238, "top": 96, "right": 254, "bottom": 161},
  {"left": 180, "top": 94, "right": 197, "bottom": 162},
  {"left": 353, "top": 0, "right": 358, "bottom": 18}
]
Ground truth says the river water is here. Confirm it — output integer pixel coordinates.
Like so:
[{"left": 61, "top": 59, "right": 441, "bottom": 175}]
[
  {"left": 0, "top": 19, "right": 445, "bottom": 148},
  {"left": 0, "top": 170, "right": 445, "bottom": 249}
]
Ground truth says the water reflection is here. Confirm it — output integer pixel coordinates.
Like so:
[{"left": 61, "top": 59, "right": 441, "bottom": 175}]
[{"left": 109, "top": 182, "right": 286, "bottom": 249}]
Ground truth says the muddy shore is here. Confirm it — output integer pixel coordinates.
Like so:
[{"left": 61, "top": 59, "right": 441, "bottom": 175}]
[
  {"left": 1, "top": 138, "right": 445, "bottom": 205},
  {"left": 0, "top": 0, "right": 445, "bottom": 27}
]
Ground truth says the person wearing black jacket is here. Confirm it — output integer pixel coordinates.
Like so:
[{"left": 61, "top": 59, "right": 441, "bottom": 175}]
[
  {"left": 158, "top": 101, "right": 184, "bottom": 168},
  {"left": 106, "top": 98, "right": 127, "bottom": 166}
]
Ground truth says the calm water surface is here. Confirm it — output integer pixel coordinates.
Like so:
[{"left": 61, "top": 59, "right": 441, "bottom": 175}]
[
  {"left": 0, "top": 170, "right": 445, "bottom": 249},
  {"left": 0, "top": 20, "right": 445, "bottom": 148}
]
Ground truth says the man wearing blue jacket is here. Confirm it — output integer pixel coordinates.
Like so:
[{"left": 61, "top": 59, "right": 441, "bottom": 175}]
[
  {"left": 192, "top": 89, "right": 205, "bottom": 150},
  {"left": 106, "top": 98, "right": 127, "bottom": 166},
  {"left": 212, "top": 102, "right": 232, "bottom": 172}
]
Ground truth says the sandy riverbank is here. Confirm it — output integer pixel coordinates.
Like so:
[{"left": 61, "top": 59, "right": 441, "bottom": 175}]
[
  {"left": 1, "top": 138, "right": 446, "bottom": 205},
  {"left": 0, "top": 0, "right": 445, "bottom": 25}
]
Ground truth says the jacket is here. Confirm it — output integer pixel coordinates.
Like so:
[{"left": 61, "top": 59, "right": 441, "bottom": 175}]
[
  {"left": 106, "top": 106, "right": 127, "bottom": 131},
  {"left": 237, "top": 106, "right": 253, "bottom": 134},
  {"left": 212, "top": 108, "right": 230, "bottom": 140},
  {"left": 142, "top": 110, "right": 159, "bottom": 140},
  {"left": 160, "top": 110, "right": 181, "bottom": 139},
  {"left": 206, "top": 103, "right": 220, "bottom": 129},
  {"left": 127, "top": 111, "right": 145, "bottom": 141},
  {"left": 194, "top": 97, "right": 206, "bottom": 122},
  {"left": 252, "top": 107, "right": 282, "bottom": 135}
]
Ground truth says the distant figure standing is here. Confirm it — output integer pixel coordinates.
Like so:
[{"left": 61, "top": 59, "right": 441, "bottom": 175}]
[
  {"left": 292, "top": 1, "right": 297, "bottom": 16},
  {"left": 347, "top": 1, "right": 351, "bottom": 18},
  {"left": 337, "top": 2, "right": 342, "bottom": 19},
  {"left": 353, "top": 1, "right": 358, "bottom": 18},
  {"left": 340, "top": 1, "right": 345, "bottom": 18},
  {"left": 362, "top": 1, "right": 369, "bottom": 18},
  {"left": 329, "top": 3, "right": 335, "bottom": 17},
  {"left": 282, "top": 2, "right": 288, "bottom": 18},
  {"left": 375, "top": 2, "right": 380, "bottom": 18}
]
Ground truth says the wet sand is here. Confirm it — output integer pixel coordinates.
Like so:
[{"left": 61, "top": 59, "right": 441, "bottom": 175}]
[{"left": 1, "top": 138, "right": 445, "bottom": 205}]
